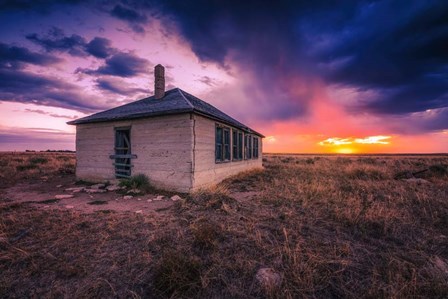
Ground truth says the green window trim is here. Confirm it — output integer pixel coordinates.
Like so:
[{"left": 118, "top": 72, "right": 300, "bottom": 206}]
[
  {"left": 232, "top": 129, "right": 243, "bottom": 161},
  {"left": 215, "top": 125, "right": 231, "bottom": 162},
  {"left": 253, "top": 136, "right": 259, "bottom": 159}
]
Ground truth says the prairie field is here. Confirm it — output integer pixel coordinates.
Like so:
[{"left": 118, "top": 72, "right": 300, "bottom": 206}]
[{"left": 0, "top": 152, "right": 447, "bottom": 298}]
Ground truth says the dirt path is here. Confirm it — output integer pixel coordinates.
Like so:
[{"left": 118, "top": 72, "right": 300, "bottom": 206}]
[{"left": 1, "top": 175, "right": 176, "bottom": 215}]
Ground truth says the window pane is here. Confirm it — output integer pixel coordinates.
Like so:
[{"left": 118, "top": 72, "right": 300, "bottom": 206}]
[
  {"left": 232, "top": 130, "right": 237, "bottom": 160},
  {"left": 248, "top": 135, "right": 251, "bottom": 159},
  {"left": 224, "top": 129, "right": 230, "bottom": 160},
  {"left": 245, "top": 134, "right": 252, "bottom": 159},
  {"left": 238, "top": 132, "right": 243, "bottom": 160},
  {"left": 216, "top": 127, "right": 223, "bottom": 161},
  {"left": 253, "top": 137, "right": 258, "bottom": 158}
]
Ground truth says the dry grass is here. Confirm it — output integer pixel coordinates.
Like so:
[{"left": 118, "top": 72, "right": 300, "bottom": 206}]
[
  {"left": 0, "top": 152, "right": 75, "bottom": 189},
  {"left": 1, "top": 153, "right": 448, "bottom": 298}
]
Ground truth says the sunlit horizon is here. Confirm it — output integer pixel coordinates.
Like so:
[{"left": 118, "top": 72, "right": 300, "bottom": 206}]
[{"left": 0, "top": 1, "right": 447, "bottom": 153}]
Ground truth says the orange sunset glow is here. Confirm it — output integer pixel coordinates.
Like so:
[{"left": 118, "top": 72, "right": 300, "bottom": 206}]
[{"left": 0, "top": 1, "right": 447, "bottom": 153}]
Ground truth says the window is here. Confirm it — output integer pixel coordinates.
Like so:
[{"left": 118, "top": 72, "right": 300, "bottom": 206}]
[
  {"left": 215, "top": 125, "right": 230, "bottom": 162},
  {"left": 238, "top": 132, "right": 243, "bottom": 160},
  {"left": 224, "top": 128, "right": 231, "bottom": 161},
  {"left": 244, "top": 134, "right": 252, "bottom": 159},
  {"left": 215, "top": 126, "right": 222, "bottom": 161},
  {"left": 253, "top": 137, "right": 259, "bottom": 158},
  {"left": 232, "top": 130, "right": 243, "bottom": 161}
]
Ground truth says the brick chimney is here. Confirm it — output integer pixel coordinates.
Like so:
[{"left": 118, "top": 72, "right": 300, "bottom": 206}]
[{"left": 154, "top": 64, "right": 165, "bottom": 99}]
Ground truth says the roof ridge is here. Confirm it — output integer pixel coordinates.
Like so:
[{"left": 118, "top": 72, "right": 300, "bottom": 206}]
[{"left": 177, "top": 88, "right": 194, "bottom": 109}]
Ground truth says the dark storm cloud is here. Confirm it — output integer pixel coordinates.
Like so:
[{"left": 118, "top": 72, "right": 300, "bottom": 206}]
[
  {"left": 314, "top": 1, "right": 448, "bottom": 115},
  {"left": 85, "top": 37, "right": 117, "bottom": 59},
  {"left": 0, "top": 68, "right": 107, "bottom": 112},
  {"left": 27, "top": 27, "right": 117, "bottom": 59},
  {"left": 78, "top": 52, "right": 150, "bottom": 77},
  {"left": 139, "top": 0, "right": 447, "bottom": 130},
  {"left": 0, "top": 42, "right": 61, "bottom": 69},
  {"left": 0, "top": 0, "right": 83, "bottom": 12},
  {"left": 26, "top": 27, "right": 87, "bottom": 56},
  {"left": 110, "top": 4, "right": 148, "bottom": 33},
  {"left": 96, "top": 78, "right": 147, "bottom": 95},
  {"left": 139, "top": 0, "right": 360, "bottom": 120}
]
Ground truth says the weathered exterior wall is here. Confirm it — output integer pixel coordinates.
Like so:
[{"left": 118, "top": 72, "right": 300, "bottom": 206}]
[
  {"left": 76, "top": 114, "right": 194, "bottom": 192},
  {"left": 192, "top": 114, "right": 263, "bottom": 190},
  {"left": 76, "top": 122, "right": 115, "bottom": 180}
]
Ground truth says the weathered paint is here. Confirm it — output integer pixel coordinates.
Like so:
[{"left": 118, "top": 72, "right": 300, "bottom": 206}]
[
  {"left": 191, "top": 114, "right": 263, "bottom": 190},
  {"left": 75, "top": 113, "right": 263, "bottom": 192},
  {"left": 76, "top": 114, "right": 193, "bottom": 192}
]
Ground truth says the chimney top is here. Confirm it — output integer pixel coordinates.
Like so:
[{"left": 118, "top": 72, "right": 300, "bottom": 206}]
[{"left": 154, "top": 64, "right": 165, "bottom": 99}]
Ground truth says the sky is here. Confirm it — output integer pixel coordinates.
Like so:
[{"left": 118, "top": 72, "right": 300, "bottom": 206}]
[{"left": 0, "top": 0, "right": 447, "bottom": 153}]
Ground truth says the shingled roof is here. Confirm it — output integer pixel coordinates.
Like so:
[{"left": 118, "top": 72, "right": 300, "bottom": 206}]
[{"left": 67, "top": 88, "right": 264, "bottom": 137}]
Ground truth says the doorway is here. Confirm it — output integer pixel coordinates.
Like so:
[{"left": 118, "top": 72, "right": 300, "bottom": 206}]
[{"left": 114, "top": 127, "right": 132, "bottom": 178}]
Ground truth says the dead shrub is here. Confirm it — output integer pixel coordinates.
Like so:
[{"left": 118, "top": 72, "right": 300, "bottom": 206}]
[
  {"left": 56, "top": 156, "right": 70, "bottom": 162},
  {"left": 281, "top": 157, "right": 294, "bottom": 163},
  {"left": 152, "top": 250, "right": 202, "bottom": 297},
  {"left": 429, "top": 164, "right": 448, "bottom": 177},
  {"left": 336, "top": 157, "right": 352, "bottom": 164},
  {"left": 189, "top": 185, "right": 239, "bottom": 211},
  {"left": 190, "top": 218, "right": 222, "bottom": 249},
  {"left": 358, "top": 157, "right": 377, "bottom": 164},
  {"left": 305, "top": 158, "right": 315, "bottom": 164},
  {"left": 16, "top": 164, "right": 38, "bottom": 171},
  {"left": 29, "top": 157, "right": 48, "bottom": 164},
  {"left": 58, "top": 164, "right": 75, "bottom": 174},
  {"left": 347, "top": 168, "right": 385, "bottom": 180}
]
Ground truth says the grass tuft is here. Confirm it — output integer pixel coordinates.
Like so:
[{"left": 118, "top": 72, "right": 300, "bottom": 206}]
[
  {"left": 119, "top": 173, "right": 154, "bottom": 194},
  {"left": 152, "top": 250, "right": 202, "bottom": 297},
  {"left": 190, "top": 218, "right": 222, "bottom": 249},
  {"left": 29, "top": 157, "right": 48, "bottom": 164}
]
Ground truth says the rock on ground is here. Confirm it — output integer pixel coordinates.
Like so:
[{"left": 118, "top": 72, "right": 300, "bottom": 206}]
[
  {"left": 255, "top": 268, "right": 282, "bottom": 290},
  {"left": 85, "top": 189, "right": 107, "bottom": 194},
  {"left": 171, "top": 195, "right": 182, "bottom": 201},
  {"left": 54, "top": 194, "right": 74, "bottom": 199},
  {"left": 127, "top": 188, "right": 142, "bottom": 194},
  {"left": 123, "top": 195, "right": 133, "bottom": 200},
  {"left": 154, "top": 195, "right": 165, "bottom": 201},
  {"left": 65, "top": 187, "right": 85, "bottom": 193},
  {"left": 106, "top": 185, "right": 121, "bottom": 192},
  {"left": 90, "top": 183, "right": 105, "bottom": 189}
]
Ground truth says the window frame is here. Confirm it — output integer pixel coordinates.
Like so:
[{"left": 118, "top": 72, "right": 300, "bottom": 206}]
[
  {"left": 244, "top": 133, "right": 252, "bottom": 160},
  {"left": 215, "top": 124, "right": 231, "bottom": 163},
  {"left": 232, "top": 129, "right": 243, "bottom": 161},
  {"left": 252, "top": 136, "right": 259, "bottom": 159}
]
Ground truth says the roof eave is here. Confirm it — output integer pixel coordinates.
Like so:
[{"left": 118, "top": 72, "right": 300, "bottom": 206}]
[
  {"left": 192, "top": 110, "right": 265, "bottom": 137},
  {"left": 67, "top": 108, "right": 193, "bottom": 125}
]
